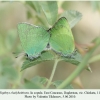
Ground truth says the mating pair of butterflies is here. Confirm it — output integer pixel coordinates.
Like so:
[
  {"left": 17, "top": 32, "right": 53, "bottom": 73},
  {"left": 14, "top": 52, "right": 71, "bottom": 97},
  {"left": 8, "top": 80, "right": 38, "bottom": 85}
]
[{"left": 17, "top": 17, "right": 75, "bottom": 60}]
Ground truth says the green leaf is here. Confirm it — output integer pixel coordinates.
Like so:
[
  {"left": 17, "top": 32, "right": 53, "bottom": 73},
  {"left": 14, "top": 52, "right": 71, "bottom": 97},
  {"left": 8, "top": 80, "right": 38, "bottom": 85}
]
[
  {"left": 21, "top": 50, "right": 82, "bottom": 71},
  {"left": 61, "top": 51, "right": 82, "bottom": 66},
  {"left": 25, "top": 1, "right": 40, "bottom": 13},
  {"left": 31, "top": 76, "right": 48, "bottom": 85},
  {"left": 2, "top": 66, "right": 18, "bottom": 80},
  {"left": 21, "top": 51, "right": 56, "bottom": 71},
  {"left": 91, "top": 1, "right": 100, "bottom": 11},
  {"left": 27, "top": 10, "right": 32, "bottom": 19},
  {"left": 0, "top": 35, "right": 6, "bottom": 55},
  {"left": 0, "top": 77, "right": 8, "bottom": 89},
  {"left": 52, "top": 80, "right": 73, "bottom": 89},
  {"left": 32, "top": 1, "right": 41, "bottom": 13},
  {"left": 40, "top": 1, "right": 58, "bottom": 25},
  {"left": 5, "top": 29, "right": 17, "bottom": 51},
  {"left": 23, "top": 76, "right": 48, "bottom": 89},
  {"left": 60, "top": 10, "right": 82, "bottom": 28},
  {"left": 23, "top": 79, "right": 42, "bottom": 89}
]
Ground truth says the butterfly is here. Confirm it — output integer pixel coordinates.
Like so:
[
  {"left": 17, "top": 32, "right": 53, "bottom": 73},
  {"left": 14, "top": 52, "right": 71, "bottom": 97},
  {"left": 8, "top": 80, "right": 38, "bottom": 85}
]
[{"left": 17, "top": 17, "right": 75, "bottom": 60}]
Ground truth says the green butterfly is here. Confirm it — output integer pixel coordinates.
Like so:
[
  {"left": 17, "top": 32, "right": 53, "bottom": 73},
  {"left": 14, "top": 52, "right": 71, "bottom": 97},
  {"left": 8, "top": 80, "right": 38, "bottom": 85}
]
[
  {"left": 17, "top": 17, "right": 75, "bottom": 60},
  {"left": 48, "top": 17, "right": 75, "bottom": 56}
]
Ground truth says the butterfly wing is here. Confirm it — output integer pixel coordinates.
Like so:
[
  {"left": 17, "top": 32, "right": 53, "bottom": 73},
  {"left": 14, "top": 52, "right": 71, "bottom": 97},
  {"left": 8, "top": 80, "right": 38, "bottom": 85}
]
[
  {"left": 18, "top": 23, "right": 50, "bottom": 58},
  {"left": 49, "top": 17, "right": 75, "bottom": 56}
]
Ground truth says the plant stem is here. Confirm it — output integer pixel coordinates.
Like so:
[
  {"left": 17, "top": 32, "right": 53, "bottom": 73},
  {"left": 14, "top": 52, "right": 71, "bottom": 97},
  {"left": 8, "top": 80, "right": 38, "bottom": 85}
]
[
  {"left": 57, "top": 37, "right": 100, "bottom": 89},
  {"left": 46, "top": 59, "right": 59, "bottom": 89},
  {"left": 89, "top": 54, "right": 100, "bottom": 63}
]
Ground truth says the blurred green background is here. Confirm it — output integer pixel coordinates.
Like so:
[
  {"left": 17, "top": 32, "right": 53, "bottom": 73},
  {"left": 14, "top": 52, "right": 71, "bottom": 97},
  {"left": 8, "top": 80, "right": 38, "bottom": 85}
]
[{"left": 0, "top": 1, "right": 100, "bottom": 89}]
